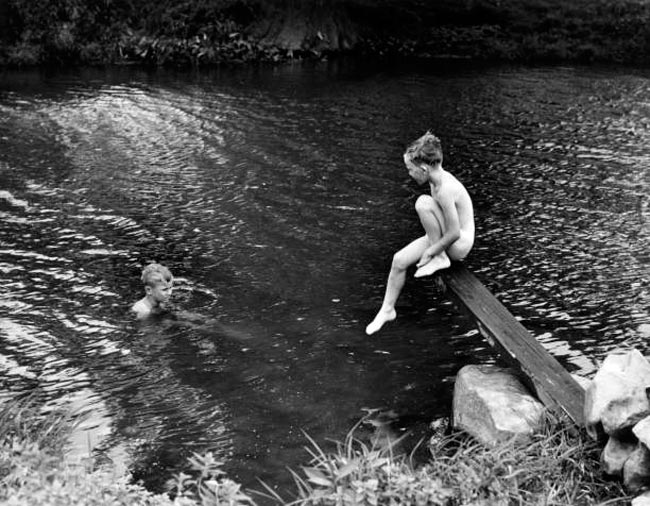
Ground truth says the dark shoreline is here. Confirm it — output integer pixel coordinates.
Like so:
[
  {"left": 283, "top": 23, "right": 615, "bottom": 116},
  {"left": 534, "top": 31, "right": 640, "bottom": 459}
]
[{"left": 2, "top": 0, "right": 650, "bottom": 68}]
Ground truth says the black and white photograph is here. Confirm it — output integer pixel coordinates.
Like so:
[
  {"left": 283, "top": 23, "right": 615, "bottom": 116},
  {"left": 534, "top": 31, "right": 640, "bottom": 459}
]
[{"left": 0, "top": 1, "right": 648, "bottom": 504}]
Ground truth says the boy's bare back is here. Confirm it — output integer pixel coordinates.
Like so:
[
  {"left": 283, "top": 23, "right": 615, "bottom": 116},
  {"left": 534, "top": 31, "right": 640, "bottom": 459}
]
[{"left": 434, "top": 171, "right": 474, "bottom": 237}]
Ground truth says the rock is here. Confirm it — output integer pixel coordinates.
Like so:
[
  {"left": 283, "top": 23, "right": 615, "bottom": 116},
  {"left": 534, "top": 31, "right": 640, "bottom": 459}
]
[
  {"left": 634, "top": 416, "right": 650, "bottom": 448},
  {"left": 571, "top": 373, "right": 591, "bottom": 391},
  {"left": 633, "top": 491, "right": 650, "bottom": 506},
  {"left": 452, "top": 365, "right": 545, "bottom": 446},
  {"left": 465, "top": 498, "right": 508, "bottom": 506},
  {"left": 601, "top": 436, "right": 637, "bottom": 477},
  {"left": 584, "top": 349, "right": 650, "bottom": 439},
  {"left": 624, "top": 443, "right": 650, "bottom": 493}
]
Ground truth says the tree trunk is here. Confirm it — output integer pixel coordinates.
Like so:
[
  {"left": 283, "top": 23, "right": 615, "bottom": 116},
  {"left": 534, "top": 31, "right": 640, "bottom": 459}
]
[{"left": 251, "top": 1, "right": 358, "bottom": 52}]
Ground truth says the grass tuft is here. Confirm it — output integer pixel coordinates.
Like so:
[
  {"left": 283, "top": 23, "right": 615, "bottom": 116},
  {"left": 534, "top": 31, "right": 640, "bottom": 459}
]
[{"left": 261, "top": 413, "right": 630, "bottom": 506}]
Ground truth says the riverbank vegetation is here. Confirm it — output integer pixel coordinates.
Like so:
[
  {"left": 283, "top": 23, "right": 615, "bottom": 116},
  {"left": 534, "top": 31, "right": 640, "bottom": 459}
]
[
  {"left": 1, "top": 399, "right": 629, "bottom": 505},
  {"left": 0, "top": 398, "right": 254, "bottom": 506},
  {"left": 260, "top": 414, "right": 629, "bottom": 505},
  {"left": 1, "top": 0, "right": 650, "bottom": 67}
]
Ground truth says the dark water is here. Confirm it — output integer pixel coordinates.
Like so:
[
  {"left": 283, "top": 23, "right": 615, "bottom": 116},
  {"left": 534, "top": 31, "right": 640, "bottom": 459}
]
[{"left": 0, "top": 61, "right": 648, "bottom": 495}]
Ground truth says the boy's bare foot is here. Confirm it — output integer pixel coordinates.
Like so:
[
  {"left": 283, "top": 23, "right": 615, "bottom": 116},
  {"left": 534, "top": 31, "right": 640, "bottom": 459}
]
[
  {"left": 365, "top": 308, "right": 397, "bottom": 335},
  {"left": 414, "top": 253, "right": 451, "bottom": 278}
]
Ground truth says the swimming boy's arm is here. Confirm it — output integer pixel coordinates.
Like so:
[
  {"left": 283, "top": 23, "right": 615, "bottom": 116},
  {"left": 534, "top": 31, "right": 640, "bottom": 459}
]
[{"left": 174, "top": 310, "right": 255, "bottom": 341}]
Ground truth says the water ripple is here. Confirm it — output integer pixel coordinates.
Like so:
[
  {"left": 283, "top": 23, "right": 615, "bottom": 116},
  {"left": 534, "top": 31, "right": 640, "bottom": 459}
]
[{"left": 0, "top": 64, "right": 648, "bottom": 490}]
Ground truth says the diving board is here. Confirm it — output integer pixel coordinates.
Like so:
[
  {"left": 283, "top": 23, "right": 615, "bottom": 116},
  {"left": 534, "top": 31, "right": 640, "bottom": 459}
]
[{"left": 440, "top": 262, "right": 585, "bottom": 427}]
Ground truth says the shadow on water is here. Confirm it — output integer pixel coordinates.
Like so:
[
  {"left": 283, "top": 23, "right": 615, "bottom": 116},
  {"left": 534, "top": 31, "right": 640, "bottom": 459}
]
[{"left": 0, "top": 60, "right": 648, "bottom": 494}]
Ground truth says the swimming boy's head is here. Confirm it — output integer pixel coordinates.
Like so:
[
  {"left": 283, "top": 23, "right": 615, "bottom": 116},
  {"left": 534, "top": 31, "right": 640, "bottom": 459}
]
[
  {"left": 141, "top": 263, "right": 173, "bottom": 287},
  {"left": 405, "top": 131, "right": 443, "bottom": 167},
  {"left": 141, "top": 263, "right": 173, "bottom": 305}
]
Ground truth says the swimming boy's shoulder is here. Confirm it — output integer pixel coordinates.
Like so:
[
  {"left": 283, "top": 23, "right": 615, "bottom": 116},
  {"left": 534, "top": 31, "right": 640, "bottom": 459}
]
[{"left": 131, "top": 297, "right": 152, "bottom": 320}]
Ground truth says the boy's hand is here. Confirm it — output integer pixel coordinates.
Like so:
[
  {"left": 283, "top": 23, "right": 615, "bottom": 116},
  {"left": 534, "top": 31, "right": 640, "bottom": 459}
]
[{"left": 417, "top": 248, "right": 435, "bottom": 268}]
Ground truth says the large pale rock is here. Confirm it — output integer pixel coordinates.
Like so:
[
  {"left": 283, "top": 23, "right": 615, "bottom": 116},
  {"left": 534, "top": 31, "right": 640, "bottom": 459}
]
[
  {"left": 601, "top": 436, "right": 637, "bottom": 477},
  {"left": 571, "top": 373, "right": 591, "bottom": 391},
  {"left": 633, "top": 491, "right": 650, "bottom": 506},
  {"left": 624, "top": 444, "right": 650, "bottom": 493},
  {"left": 465, "top": 499, "right": 508, "bottom": 506},
  {"left": 634, "top": 416, "right": 650, "bottom": 448},
  {"left": 584, "top": 349, "right": 650, "bottom": 439},
  {"left": 452, "top": 365, "right": 545, "bottom": 446}
]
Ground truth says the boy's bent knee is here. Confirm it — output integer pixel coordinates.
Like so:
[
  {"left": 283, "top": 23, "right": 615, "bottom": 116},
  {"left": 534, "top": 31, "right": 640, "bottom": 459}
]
[
  {"left": 414, "top": 194, "right": 434, "bottom": 214},
  {"left": 391, "top": 251, "right": 411, "bottom": 271}
]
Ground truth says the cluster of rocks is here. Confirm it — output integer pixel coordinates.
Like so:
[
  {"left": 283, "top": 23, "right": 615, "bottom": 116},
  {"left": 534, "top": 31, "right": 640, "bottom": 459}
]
[
  {"left": 451, "top": 349, "right": 650, "bottom": 504},
  {"left": 584, "top": 349, "right": 650, "bottom": 504}
]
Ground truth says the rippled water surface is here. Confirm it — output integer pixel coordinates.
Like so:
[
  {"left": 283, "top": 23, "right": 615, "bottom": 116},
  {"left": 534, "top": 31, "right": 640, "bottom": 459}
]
[{"left": 0, "top": 61, "right": 648, "bottom": 493}]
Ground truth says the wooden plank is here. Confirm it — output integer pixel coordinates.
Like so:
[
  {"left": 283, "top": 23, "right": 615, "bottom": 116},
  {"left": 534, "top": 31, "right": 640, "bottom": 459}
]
[{"left": 440, "top": 262, "right": 585, "bottom": 426}]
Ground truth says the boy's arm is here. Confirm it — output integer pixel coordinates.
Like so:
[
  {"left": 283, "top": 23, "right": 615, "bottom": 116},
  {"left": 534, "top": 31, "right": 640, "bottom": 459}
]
[
  {"left": 176, "top": 309, "right": 205, "bottom": 322},
  {"left": 417, "top": 192, "right": 461, "bottom": 266},
  {"left": 175, "top": 311, "right": 255, "bottom": 342}
]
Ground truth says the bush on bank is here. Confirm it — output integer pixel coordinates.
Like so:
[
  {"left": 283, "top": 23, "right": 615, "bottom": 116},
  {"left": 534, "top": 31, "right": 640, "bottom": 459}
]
[
  {"left": 0, "top": 0, "right": 281, "bottom": 66},
  {"left": 0, "top": 399, "right": 629, "bottom": 506},
  {"left": 1, "top": 0, "right": 650, "bottom": 67},
  {"left": 0, "top": 399, "right": 253, "bottom": 506}
]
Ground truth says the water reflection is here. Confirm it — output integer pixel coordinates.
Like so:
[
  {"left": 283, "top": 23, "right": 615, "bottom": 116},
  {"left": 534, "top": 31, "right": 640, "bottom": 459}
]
[{"left": 0, "top": 62, "right": 648, "bottom": 491}]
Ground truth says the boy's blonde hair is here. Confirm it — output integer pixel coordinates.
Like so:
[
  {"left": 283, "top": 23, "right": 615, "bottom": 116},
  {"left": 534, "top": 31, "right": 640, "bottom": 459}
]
[
  {"left": 141, "top": 263, "right": 173, "bottom": 287},
  {"left": 405, "top": 131, "right": 443, "bottom": 166}
]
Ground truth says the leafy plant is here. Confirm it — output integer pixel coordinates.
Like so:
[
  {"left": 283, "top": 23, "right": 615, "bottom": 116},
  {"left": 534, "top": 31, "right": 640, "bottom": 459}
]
[
  {"left": 0, "top": 397, "right": 255, "bottom": 506},
  {"left": 256, "top": 415, "right": 453, "bottom": 506},
  {"left": 168, "top": 452, "right": 256, "bottom": 505}
]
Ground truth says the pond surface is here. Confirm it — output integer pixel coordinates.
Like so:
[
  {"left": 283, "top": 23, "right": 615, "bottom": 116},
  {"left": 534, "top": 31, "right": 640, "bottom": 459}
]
[{"left": 0, "top": 60, "right": 648, "bottom": 495}]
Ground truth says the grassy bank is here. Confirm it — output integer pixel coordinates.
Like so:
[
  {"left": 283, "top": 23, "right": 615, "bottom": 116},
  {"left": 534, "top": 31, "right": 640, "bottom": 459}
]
[
  {"left": 0, "top": 399, "right": 629, "bottom": 506},
  {"left": 0, "top": 398, "right": 254, "bottom": 506},
  {"left": 259, "top": 415, "right": 629, "bottom": 505},
  {"left": 1, "top": 0, "right": 650, "bottom": 67}
]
